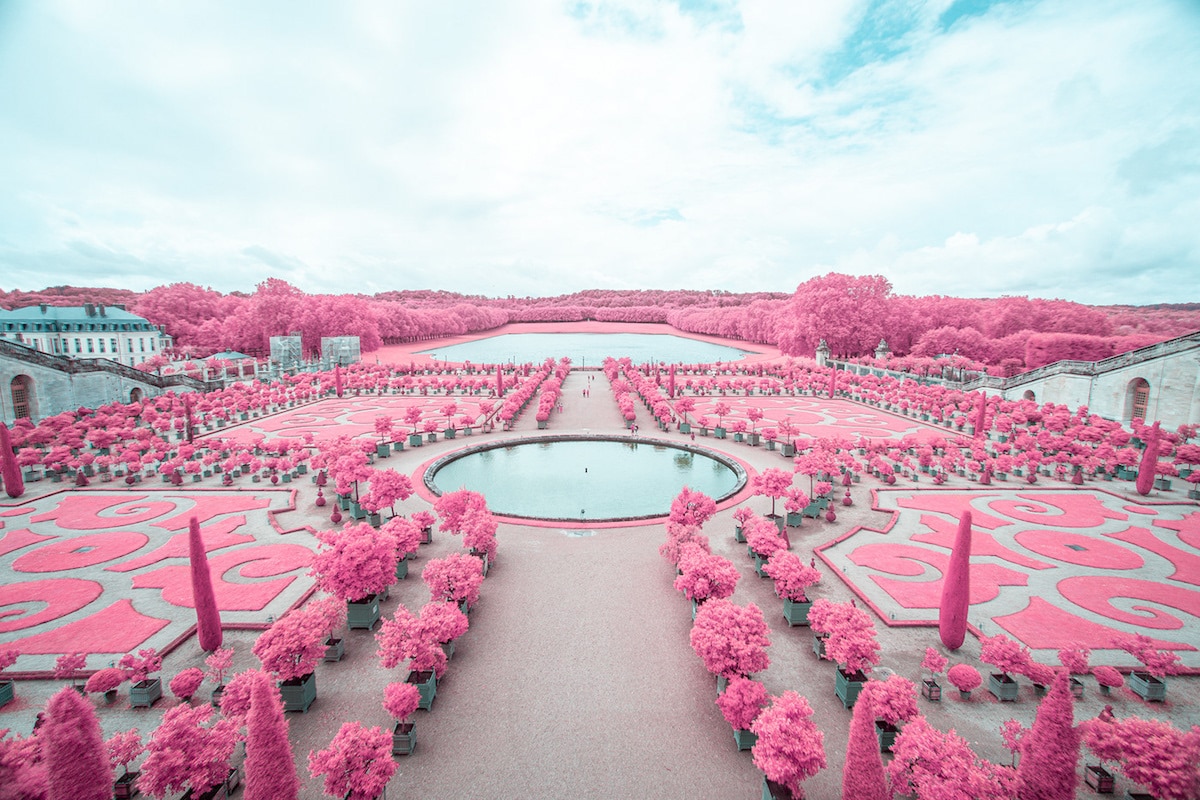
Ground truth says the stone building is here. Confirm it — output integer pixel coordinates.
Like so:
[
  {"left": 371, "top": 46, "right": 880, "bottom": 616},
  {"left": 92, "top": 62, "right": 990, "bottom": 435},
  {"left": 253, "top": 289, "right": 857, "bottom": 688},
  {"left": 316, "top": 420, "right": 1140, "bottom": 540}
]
[{"left": 0, "top": 303, "right": 172, "bottom": 368}]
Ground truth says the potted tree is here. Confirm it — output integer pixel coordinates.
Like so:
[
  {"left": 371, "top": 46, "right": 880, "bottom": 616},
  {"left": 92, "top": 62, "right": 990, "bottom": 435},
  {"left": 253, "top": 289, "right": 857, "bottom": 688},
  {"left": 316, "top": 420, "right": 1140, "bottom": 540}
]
[
  {"left": 783, "top": 488, "right": 810, "bottom": 528},
  {"left": 981, "top": 633, "right": 1030, "bottom": 702},
  {"left": 716, "top": 676, "right": 769, "bottom": 751},
  {"left": 359, "top": 469, "right": 414, "bottom": 527},
  {"left": 252, "top": 605, "right": 327, "bottom": 713},
  {"left": 689, "top": 599, "right": 771, "bottom": 694},
  {"left": 1080, "top": 714, "right": 1200, "bottom": 800},
  {"left": 947, "top": 663, "right": 982, "bottom": 700},
  {"left": 382, "top": 516, "right": 423, "bottom": 580},
  {"left": 418, "top": 601, "right": 469, "bottom": 661},
  {"left": 1114, "top": 633, "right": 1181, "bottom": 702},
  {"left": 888, "top": 715, "right": 1016, "bottom": 797},
  {"left": 733, "top": 506, "right": 754, "bottom": 544},
  {"left": 309, "top": 596, "right": 348, "bottom": 662},
  {"left": 376, "top": 604, "right": 448, "bottom": 711},
  {"left": 86, "top": 666, "right": 126, "bottom": 704},
  {"left": 712, "top": 402, "right": 730, "bottom": 438},
  {"left": 310, "top": 521, "right": 399, "bottom": 630},
  {"left": 384, "top": 682, "right": 421, "bottom": 756},
  {"left": 169, "top": 668, "right": 206, "bottom": 705},
  {"left": 204, "top": 648, "right": 234, "bottom": 706},
  {"left": 674, "top": 547, "right": 740, "bottom": 617},
  {"left": 412, "top": 510, "right": 436, "bottom": 545},
  {"left": 138, "top": 704, "right": 238, "bottom": 800},
  {"left": 107, "top": 729, "right": 144, "bottom": 799},
  {"left": 864, "top": 676, "right": 918, "bottom": 753},
  {"left": 1092, "top": 665, "right": 1124, "bottom": 697},
  {"left": 809, "top": 599, "right": 880, "bottom": 708},
  {"left": 751, "top": 467, "right": 794, "bottom": 531},
  {"left": 307, "top": 721, "right": 397, "bottom": 800},
  {"left": 763, "top": 551, "right": 821, "bottom": 626},
  {"left": 751, "top": 691, "right": 826, "bottom": 800},
  {"left": 54, "top": 652, "right": 87, "bottom": 694},
  {"left": 121, "top": 648, "right": 163, "bottom": 708},
  {"left": 920, "top": 647, "right": 948, "bottom": 701},
  {"left": 745, "top": 515, "right": 788, "bottom": 577},
  {"left": 1057, "top": 645, "right": 1090, "bottom": 698},
  {"left": 422, "top": 552, "right": 485, "bottom": 614}
]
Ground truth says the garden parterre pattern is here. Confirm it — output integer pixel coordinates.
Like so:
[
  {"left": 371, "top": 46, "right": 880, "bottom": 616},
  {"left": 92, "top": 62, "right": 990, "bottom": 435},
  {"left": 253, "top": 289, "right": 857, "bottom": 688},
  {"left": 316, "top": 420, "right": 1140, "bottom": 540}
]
[
  {"left": 203, "top": 394, "right": 491, "bottom": 446},
  {"left": 0, "top": 489, "right": 315, "bottom": 671},
  {"left": 819, "top": 487, "right": 1200, "bottom": 669},
  {"left": 688, "top": 395, "right": 946, "bottom": 443}
]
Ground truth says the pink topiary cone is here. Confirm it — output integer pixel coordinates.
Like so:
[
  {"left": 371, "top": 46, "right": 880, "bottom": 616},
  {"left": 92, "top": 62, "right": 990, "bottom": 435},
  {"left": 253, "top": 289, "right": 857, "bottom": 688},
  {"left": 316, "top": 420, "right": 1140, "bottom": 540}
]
[
  {"left": 1135, "top": 421, "right": 1160, "bottom": 496},
  {"left": 43, "top": 685, "right": 113, "bottom": 800},
  {"left": 188, "top": 516, "right": 223, "bottom": 652},
  {"left": 841, "top": 689, "right": 887, "bottom": 800},
  {"left": 244, "top": 673, "right": 299, "bottom": 800},
  {"left": 938, "top": 510, "right": 972, "bottom": 650},
  {"left": 1016, "top": 670, "right": 1080, "bottom": 799},
  {"left": 0, "top": 422, "right": 24, "bottom": 499}
]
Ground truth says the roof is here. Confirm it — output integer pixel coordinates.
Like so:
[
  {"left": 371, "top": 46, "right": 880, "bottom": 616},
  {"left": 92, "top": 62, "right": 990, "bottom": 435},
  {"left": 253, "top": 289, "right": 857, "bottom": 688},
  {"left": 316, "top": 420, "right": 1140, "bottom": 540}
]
[{"left": 0, "top": 304, "right": 157, "bottom": 330}]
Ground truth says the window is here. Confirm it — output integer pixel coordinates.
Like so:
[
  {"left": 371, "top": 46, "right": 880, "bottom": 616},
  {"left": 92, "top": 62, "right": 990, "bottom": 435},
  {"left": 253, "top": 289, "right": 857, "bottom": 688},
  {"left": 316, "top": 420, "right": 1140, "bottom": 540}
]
[
  {"left": 99, "top": 339, "right": 105, "bottom": 353},
  {"left": 150, "top": 339, "right": 156, "bottom": 351},
  {"left": 140, "top": 338, "right": 145, "bottom": 352},
  {"left": 87, "top": 339, "right": 94, "bottom": 353},
  {"left": 52, "top": 339, "right": 60, "bottom": 354},
  {"left": 62, "top": 338, "right": 69, "bottom": 352},
  {"left": 74, "top": 338, "right": 82, "bottom": 353},
  {"left": 111, "top": 338, "right": 117, "bottom": 353},
  {"left": 127, "top": 339, "right": 134, "bottom": 352}
]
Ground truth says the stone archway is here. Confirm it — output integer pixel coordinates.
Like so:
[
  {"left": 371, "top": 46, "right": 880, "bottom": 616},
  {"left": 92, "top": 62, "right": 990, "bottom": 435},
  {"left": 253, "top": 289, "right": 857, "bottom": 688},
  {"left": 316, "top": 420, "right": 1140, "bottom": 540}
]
[
  {"left": 10, "top": 374, "right": 34, "bottom": 420},
  {"left": 1125, "top": 378, "right": 1150, "bottom": 424},
  {"left": 1022, "top": 389, "right": 1036, "bottom": 402},
  {"left": 130, "top": 388, "right": 144, "bottom": 404}
]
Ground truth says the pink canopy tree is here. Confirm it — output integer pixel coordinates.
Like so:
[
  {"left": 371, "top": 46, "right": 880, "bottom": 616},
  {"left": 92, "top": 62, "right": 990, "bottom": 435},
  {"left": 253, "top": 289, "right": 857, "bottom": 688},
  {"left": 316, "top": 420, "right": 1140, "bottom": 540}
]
[
  {"left": 752, "top": 468, "right": 794, "bottom": 518},
  {"left": 716, "top": 676, "right": 769, "bottom": 733},
  {"left": 1015, "top": 670, "right": 1079, "bottom": 799},
  {"left": 1080, "top": 715, "right": 1200, "bottom": 800},
  {"left": 138, "top": 704, "right": 237, "bottom": 799},
  {"left": 689, "top": 599, "right": 771, "bottom": 680},
  {"left": 668, "top": 486, "right": 717, "bottom": 528},
  {"left": 938, "top": 509, "right": 972, "bottom": 650},
  {"left": 187, "top": 516, "right": 223, "bottom": 652},
  {"left": 307, "top": 722, "right": 397, "bottom": 800},
  {"left": 244, "top": 672, "right": 299, "bottom": 800},
  {"left": 752, "top": 691, "right": 826, "bottom": 800},
  {"left": 422, "top": 553, "right": 485, "bottom": 610},
  {"left": 888, "top": 716, "right": 1016, "bottom": 798},
  {"left": 310, "top": 521, "right": 398, "bottom": 604},
  {"left": 43, "top": 686, "right": 113, "bottom": 800},
  {"left": 841, "top": 685, "right": 887, "bottom": 800}
]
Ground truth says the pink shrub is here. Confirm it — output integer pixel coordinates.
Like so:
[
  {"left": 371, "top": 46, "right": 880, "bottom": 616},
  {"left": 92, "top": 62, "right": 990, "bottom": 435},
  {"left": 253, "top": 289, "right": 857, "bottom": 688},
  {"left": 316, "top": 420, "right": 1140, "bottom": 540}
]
[
  {"left": 169, "top": 668, "right": 205, "bottom": 702},
  {"left": 383, "top": 682, "right": 421, "bottom": 724},
  {"left": 139, "top": 704, "right": 237, "bottom": 798},
  {"left": 1080, "top": 716, "right": 1200, "bottom": 800},
  {"left": 307, "top": 722, "right": 397, "bottom": 800},
  {"left": 689, "top": 599, "right": 771, "bottom": 679},
  {"left": 85, "top": 667, "right": 126, "bottom": 695},
  {"left": 888, "top": 716, "right": 1016, "bottom": 798},
  {"left": 43, "top": 685, "right": 112, "bottom": 800},
  {"left": 674, "top": 551, "right": 740, "bottom": 603},
  {"left": 921, "top": 647, "right": 948, "bottom": 679},
  {"left": 188, "top": 516, "right": 223, "bottom": 652},
  {"left": 105, "top": 729, "right": 144, "bottom": 777},
  {"left": 947, "top": 664, "right": 982, "bottom": 693},
  {"left": 1091, "top": 665, "right": 1124, "bottom": 689},
  {"left": 252, "top": 607, "right": 327, "bottom": 682},
  {"left": 751, "top": 691, "right": 826, "bottom": 798},
  {"left": 310, "top": 521, "right": 398, "bottom": 603},
  {"left": 668, "top": 486, "right": 716, "bottom": 528},
  {"left": 980, "top": 633, "right": 1032, "bottom": 678},
  {"left": 842, "top": 687, "right": 887, "bottom": 800},
  {"left": 375, "top": 605, "right": 447, "bottom": 678},
  {"left": 715, "top": 676, "right": 769, "bottom": 731},
  {"left": 861, "top": 676, "right": 918, "bottom": 726},
  {"left": 764, "top": 551, "right": 821, "bottom": 602},
  {"left": 422, "top": 553, "right": 485, "bottom": 609},
  {"left": 1113, "top": 632, "right": 1183, "bottom": 678}
]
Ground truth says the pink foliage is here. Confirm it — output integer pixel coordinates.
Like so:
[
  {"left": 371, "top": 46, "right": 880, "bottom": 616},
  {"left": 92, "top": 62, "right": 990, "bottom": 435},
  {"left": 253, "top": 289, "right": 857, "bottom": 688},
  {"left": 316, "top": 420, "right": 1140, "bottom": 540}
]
[
  {"left": 52, "top": 652, "right": 86, "bottom": 683},
  {"left": 310, "top": 521, "right": 398, "bottom": 603},
  {"left": 980, "top": 633, "right": 1032, "bottom": 678},
  {"left": 433, "top": 489, "right": 489, "bottom": 535},
  {"left": 359, "top": 469, "right": 414, "bottom": 515},
  {"left": 763, "top": 551, "right": 821, "bottom": 602},
  {"left": 674, "top": 550, "right": 740, "bottom": 603},
  {"left": 252, "top": 606, "right": 327, "bottom": 682},
  {"left": 169, "top": 668, "right": 205, "bottom": 701},
  {"left": 861, "top": 676, "right": 918, "bottom": 726},
  {"left": 422, "top": 553, "right": 485, "bottom": 609},
  {"left": 383, "top": 682, "right": 421, "bottom": 724},
  {"left": 715, "top": 677, "right": 769, "bottom": 731},
  {"left": 888, "top": 716, "right": 1016, "bottom": 799},
  {"left": 1091, "top": 665, "right": 1123, "bottom": 689},
  {"left": 1136, "top": 422, "right": 1161, "bottom": 496},
  {"left": 947, "top": 664, "right": 982, "bottom": 693},
  {"left": 307, "top": 722, "right": 397, "bottom": 800},
  {"left": 375, "top": 605, "right": 448, "bottom": 678},
  {"left": 139, "top": 704, "right": 237, "bottom": 798},
  {"left": 1080, "top": 716, "right": 1200, "bottom": 800},
  {"left": 810, "top": 600, "right": 880, "bottom": 674},
  {"left": 118, "top": 649, "right": 162, "bottom": 685},
  {"left": 921, "top": 647, "right": 948, "bottom": 678},
  {"left": 44, "top": 686, "right": 112, "bottom": 800},
  {"left": 744, "top": 515, "right": 787, "bottom": 559},
  {"left": 204, "top": 647, "right": 235, "bottom": 686},
  {"left": 751, "top": 691, "right": 826, "bottom": 798},
  {"left": 105, "top": 729, "right": 143, "bottom": 776},
  {"left": 1057, "top": 645, "right": 1090, "bottom": 675},
  {"left": 689, "top": 599, "right": 771, "bottom": 679},
  {"left": 938, "top": 510, "right": 972, "bottom": 650},
  {"left": 1015, "top": 671, "right": 1079, "bottom": 800},
  {"left": 659, "top": 522, "right": 707, "bottom": 566},
  {"left": 842, "top": 687, "right": 887, "bottom": 800},
  {"left": 751, "top": 468, "right": 794, "bottom": 516},
  {"left": 381, "top": 515, "right": 424, "bottom": 560},
  {"left": 85, "top": 667, "right": 125, "bottom": 694},
  {"left": 244, "top": 674, "right": 299, "bottom": 800},
  {"left": 0, "top": 422, "right": 25, "bottom": 499},
  {"left": 1113, "top": 632, "right": 1183, "bottom": 678},
  {"left": 188, "top": 516, "right": 223, "bottom": 652},
  {"left": 668, "top": 486, "right": 717, "bottom": 528},
  {"left": 418, "top": 601, "right": 469, "bottom": 645}
]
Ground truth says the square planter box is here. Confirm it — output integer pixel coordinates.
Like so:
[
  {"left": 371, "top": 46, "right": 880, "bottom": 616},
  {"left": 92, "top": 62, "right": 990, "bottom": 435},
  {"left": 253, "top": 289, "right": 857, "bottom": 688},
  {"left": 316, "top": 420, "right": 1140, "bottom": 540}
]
[
  {"left": 785, "top": 511, "right": 804, "bottom": 528},
  {"left": 732, "top": 728, "right": 758, "bottom": 751},
  {"left": 0, "top": 680, "right": 13, "bottom": 708},
  {"left": 734, "top": 525, "right": 746, "bottom": 543},
  {"left": 813, "top": 635, "right": 827, "bottom": 659},
  {"left": 407, "top": 670, "right": 437, "bottom": 711},
  {"left": 921, "top": 679, "right": 941, "bottom": 702},
  {"left": 280, "top": 672, "right": 317, "bottom": 713},
  {"left": 324, "top": 638, "right": 345, "bottom": 662},
  {"left": 113, "top": 771, "right": 139, "bottom": 799},
  {"left": 1084, "top": 764, "right": 1115, "bottom": 794},
  {"left": 130, "top": 677, "right": 163, "bottom": 708},
  {"left": 393, "top": 722, "right": 416, "bottom": 755},
  {"left": 1129, "top": 671, "right": 1166, "bottom": 702},
  {"left": 347, "top": 596, "right": 381, "bottom": 630},
  {"left": 782, "top": 598, "right": 811, "bottom": 627},
  {"left": 714, "top": 427, "right": 727, "bottom": 439},
  {"left": 876, "top": 721, "right": 899, "bottom": 753},
  {"left": 835, "top": 667, "right": 867, "bottom": 708},
  {"left": 408, "top": 434, "right": 424, "bottom": 447},
  {"left": 395, "top": 554, "right": 410, "bottom": 580},
  {"left": 988, "top": 673, "right": 1019, "bottom": 702}
]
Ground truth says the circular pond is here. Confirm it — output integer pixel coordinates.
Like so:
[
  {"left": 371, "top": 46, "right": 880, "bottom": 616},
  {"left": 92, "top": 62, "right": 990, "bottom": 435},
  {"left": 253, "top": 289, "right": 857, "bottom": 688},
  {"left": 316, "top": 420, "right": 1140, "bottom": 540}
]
[
  {"left": 426, "top": 436, "right": 745, "bottom": 522},
  {"left": 419, "top": 332, "right": 750, "bottom": 367}
]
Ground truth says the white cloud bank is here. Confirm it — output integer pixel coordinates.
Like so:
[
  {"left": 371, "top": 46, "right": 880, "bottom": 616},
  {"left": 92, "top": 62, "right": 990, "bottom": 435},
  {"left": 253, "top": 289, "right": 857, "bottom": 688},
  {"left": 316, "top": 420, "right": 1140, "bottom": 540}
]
[{"left": 0, "top": 0, "right": 1197, "bottom": 304}]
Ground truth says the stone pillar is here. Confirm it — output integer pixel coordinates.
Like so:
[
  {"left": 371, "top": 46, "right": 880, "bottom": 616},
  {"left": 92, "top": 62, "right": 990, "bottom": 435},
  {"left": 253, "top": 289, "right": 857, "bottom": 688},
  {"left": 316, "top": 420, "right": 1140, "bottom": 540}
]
[
  {"left": 875, "top": 339, "right": 890, "bottom": 360},
  {"left": 815, "top": 339, "right": 830, "bottom": 367}
]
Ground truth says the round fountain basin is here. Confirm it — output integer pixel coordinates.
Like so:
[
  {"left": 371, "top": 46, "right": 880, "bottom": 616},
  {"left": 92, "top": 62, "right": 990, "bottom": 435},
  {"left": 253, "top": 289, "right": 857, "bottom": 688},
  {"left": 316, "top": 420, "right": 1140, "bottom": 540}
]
[{"left": 426, "top": 436, "right": 745, "bottom": 522}]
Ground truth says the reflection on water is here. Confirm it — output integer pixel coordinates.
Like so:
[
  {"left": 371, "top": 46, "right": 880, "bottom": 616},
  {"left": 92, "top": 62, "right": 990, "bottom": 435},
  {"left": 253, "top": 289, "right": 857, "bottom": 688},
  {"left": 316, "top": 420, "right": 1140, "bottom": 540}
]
[
  {"left": 431, "top": 439, "right": 741, "bottom": 520},
  {"left": 419, "top": 332, "right": 750, "bottom": 365}
]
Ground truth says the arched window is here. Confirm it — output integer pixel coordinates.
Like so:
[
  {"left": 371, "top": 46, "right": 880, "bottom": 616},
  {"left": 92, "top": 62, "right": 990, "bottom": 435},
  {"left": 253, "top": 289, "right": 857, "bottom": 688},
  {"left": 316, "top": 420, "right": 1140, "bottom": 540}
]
[
  {"left": 129, "top": 388, "right": 144, "bottom": 404},
  {"left": 10, "top": 375, "right": 34, "bottom": 420},
  {"left": 1022, "top": 389, "right": 1036, "bottom": 402},
  {"left": 1126, "top": 378, "right": 1150, "bottom": 423}
]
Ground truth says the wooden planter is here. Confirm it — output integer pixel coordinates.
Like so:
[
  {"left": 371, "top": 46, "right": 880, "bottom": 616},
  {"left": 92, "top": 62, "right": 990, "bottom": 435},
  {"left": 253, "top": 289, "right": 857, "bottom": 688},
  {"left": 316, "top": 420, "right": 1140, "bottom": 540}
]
[
  {"left": 782, "top": 598, "right": 812, "bottom": 627},
  {"left": 1084, "top": 764, "right": 1115, "bottom": 794},
  {"left": 279, "top": 671, "right": 317, "bottom": 713},
  {"left": 408, "top": 433, "right": 423, "bottom": 447},
  {"left": 835, "top": 667, "right": 867, "bottom": 709},
  {"left": 734, "top": 525, "right": 746, "bottom": 543},
  {"left": 785, "top": 511, "right": 803, "bottom": 527},
  {"left": 395, "top": 554, "right": 409, "bottom": 580},
  {"left": 733, "top": 728, "right": 758, "bottom": 751},
  {"left": 714, "top": 427, "right": 726, "bottom": 439},
  {"left": 324, "top": 637, "right": 345, "bottom": 663},
  {"left": 347, "top": 595, "right": 381, "bottom": 630},
  {"left": 876, "top": 720, "right": 899, "bottom": 753},
  {"left": 392, "top": 722, "right": 417, "bottom": 755},
  {"left": 0, "top": 680, "right": 12, "bottom": 708},
  {"left": 407, "top": 670, "right": 437, "bottom": 711},
  {"left": 130, "top": 677, "right": 163, "bottom": 708},
  {"left": 1070, "top": 676, "right": 1084, "bottom": 698},
  {"left": 762, "top": 776, "right": 798, "bottom": 800},
  {"left": 921, "top": 679, "right": 941, "bottom": 701},
  {"left": 113, "top": 771, "right": 140, "bottom": 799},
  {"left": 988, "top": 673, "right": 1019, "bottom": 702},
  {"left": 1129, "top": 671, "right": 1166, "bottom": 702},
  {"left": 812, "top": 634, "right": 827, "bottom": 659}
]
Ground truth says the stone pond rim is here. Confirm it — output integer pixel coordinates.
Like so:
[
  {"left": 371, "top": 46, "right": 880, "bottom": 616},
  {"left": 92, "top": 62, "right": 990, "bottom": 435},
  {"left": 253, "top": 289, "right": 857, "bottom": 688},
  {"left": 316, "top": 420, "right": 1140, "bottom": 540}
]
[{"left": 424, "top": 434, "right": 747, "bottom": 523}]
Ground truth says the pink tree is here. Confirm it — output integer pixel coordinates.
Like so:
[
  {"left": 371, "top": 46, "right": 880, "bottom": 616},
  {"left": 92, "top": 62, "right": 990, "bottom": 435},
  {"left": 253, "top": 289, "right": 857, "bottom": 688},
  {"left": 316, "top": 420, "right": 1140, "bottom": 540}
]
[
  {"left": 980, "top": 633, "right": 1033, "bottom": 680},
  {"left": 138, "top": 704, "right": 237, "bottom": 799},
  {"left": 888, "top": 715, "right": 1016, "bottom": 798},
  {"left": 0, "top": 729, "right": 46, "bottom": 798},
  {"left": 433, "top": 489, "right": 489, "bottom": 535},
  {"left": 307, "top": 722, "right": 397, "bottom": 800},
  {"left": 689, "top": 599, "right": 771, "bottom": 679},
  {"left": 310, "top": 521, "right": 398, "bottom": 604},
  {"left": 947, "top": 664, "right": 982, "bottom": 698},
  {"left": 842, "top": 687, "right": 887, "bottom": 800},
  {"left": 752, "top": 468, "right": 794, "bottom": 518},
  {"left": 52, "top": 652, "right": 86, "bottom": 689},
  {"left": 359, "top": 469, "right": 414, "bottom": 518},
  {"left": 422, "top": 553, "right": 485, "bottom": 610},
  {"left": 1015, "top": 670, "right": 1079, "bottom": 799},
  {"left": 1080, "top": 716, "right": 1200, "bottom": 800},
  {"left": 668, "top": 486, "right": 716, "bottom": 528},
  {"left": 43, "top": 686, "right": 112, "bottom": 800},
  {"left": 376, "top": 605, "right": 448, "bottom": 679},
  {"left": 0, "top": 422, "right": 24, "bottom": 498},
  {"left": 244, "top": 672, "right": 299, "bottom": 800},
  {"left": 105, "top": 729, "right": 143, "bottom": 784},
  {"left": 384, "top": 681, "right": 421, "bottom": 726},
  {"left": 812, "top": 600, "right": 880, "bottom": 676},
  {"left": 938, "top": 509, "right": 972, "bottom": 650},
  {"left": 1114, "top": 632, "right": 1183, "bottom": 678},
  {"left": 1135, "top": 421, "right": 1161, "bottom": 496},
  {"left": 751, "top": 691, "right": 826, "bottom": 799},
  {"left": 188, "top": 516, "right": 223, "bottom": 652},
  {"left": 716, "top": 676, "right": 769, "bottom": 732},
  {"left": 921, "top": 647, "right": 948, "bottom": 683},
  {"left": 674, "top": 549, "right": 740, "bottom": 603},
  {"left": 252, "top": 606, "right": 327, "bottom": 682},
  {"left": 764, "top": 552, "right": 821, "bottom": 602},
  {"left": 168, "top": 668, "right": 205, "bottom": 703}
]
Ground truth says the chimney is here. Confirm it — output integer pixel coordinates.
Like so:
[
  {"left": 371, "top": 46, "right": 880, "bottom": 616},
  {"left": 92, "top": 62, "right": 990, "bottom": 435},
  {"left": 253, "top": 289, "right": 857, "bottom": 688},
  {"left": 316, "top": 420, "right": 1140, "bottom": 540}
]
[
  {"left": 84, "top": 303, "right": 95, "bottom": 317},
  {"left": 39, "top": 303, "right": 47, "bottom": 314}
]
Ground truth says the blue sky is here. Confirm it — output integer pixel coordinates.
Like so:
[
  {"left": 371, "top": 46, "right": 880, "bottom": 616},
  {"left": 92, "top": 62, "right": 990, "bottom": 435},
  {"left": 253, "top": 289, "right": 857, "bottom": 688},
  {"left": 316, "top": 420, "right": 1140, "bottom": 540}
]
[{"left": 0, "top": 0, "right": 1197, "bottom": 304}]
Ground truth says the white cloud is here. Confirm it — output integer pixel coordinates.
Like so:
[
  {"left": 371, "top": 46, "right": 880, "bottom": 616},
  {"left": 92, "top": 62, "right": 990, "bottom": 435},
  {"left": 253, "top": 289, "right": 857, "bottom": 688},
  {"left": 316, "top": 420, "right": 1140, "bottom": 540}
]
[{"left": 0, "top": 0, "right": 1196, "bottom": 304}]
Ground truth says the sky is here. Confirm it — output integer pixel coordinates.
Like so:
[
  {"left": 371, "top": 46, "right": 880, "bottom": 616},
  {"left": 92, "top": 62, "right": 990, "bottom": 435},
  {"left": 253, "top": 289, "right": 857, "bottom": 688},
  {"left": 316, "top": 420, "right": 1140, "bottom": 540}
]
[{"left": 0, "top": 0, "right": 1198, "bottom": 305}]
